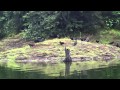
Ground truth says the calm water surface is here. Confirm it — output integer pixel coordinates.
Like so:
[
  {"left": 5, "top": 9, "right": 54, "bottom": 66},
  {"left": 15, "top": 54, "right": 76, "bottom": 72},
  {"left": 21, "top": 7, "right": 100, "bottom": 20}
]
[{"left": 0, "top": 61, "right": 120, "bottom": 79}]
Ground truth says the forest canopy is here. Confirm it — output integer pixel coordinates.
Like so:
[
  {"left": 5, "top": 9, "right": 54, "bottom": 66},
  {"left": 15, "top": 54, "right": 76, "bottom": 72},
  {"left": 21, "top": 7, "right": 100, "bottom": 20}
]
[{"left": 0, "top": 11, "right": 120, "bottom": 40}]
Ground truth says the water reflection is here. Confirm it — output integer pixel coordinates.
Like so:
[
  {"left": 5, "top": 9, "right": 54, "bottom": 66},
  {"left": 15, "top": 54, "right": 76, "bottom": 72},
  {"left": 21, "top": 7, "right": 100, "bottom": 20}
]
[
  {"left": 80, "top": 70, "right": 88, "bottom": 79},
  {"left": 64, "top": 62, "right": 89, "bottom": 79},
  {"left": 0, "top": 61, "right": 120, "bottom": 79},
  {"left": 64, "top": 62, "right": 72, "bottom": 77},
  {"left": 61, "top": 62, "right": 120, "bottom": 79}
]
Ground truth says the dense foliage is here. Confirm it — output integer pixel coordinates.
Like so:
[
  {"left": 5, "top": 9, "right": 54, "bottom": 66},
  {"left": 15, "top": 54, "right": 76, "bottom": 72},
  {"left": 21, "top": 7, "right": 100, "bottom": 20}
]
[{"left": 0, "top": 11, "right": 120, "bottom": 40}]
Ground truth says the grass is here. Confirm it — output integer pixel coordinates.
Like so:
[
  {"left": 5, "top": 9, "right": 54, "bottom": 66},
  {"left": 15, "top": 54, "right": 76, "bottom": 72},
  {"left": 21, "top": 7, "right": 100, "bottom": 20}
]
[
  {"left": 0, "top": 36, "right": 120, "bottom": 59},
  {"left": 0, "top": 29, "right": 120, "bottom": 69},
  {"left": 99, "top": 29, "right": 120, "bottom": 44}
]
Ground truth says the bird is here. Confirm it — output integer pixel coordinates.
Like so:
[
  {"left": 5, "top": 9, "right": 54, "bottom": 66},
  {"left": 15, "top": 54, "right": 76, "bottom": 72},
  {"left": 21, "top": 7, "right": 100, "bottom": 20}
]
[
  {"left": 96, "top": 40, "right": 99, "bottom": 43},
  {"left": 116, "top": 43, "right": 120, "bottom": 47},
  {"left": 34, "top": 39, "right": 40, "bottom": 43},
  {"left": 81, "top": 38, "right": 86, "bottom": 41},
  {"left": 49, "top": 34, "right": 59, "bottom": 39},
  {"left": 109, "top": 41, "right": 114, "bottom": 45},
  {"left": 70, "top": 37, "right": 74, "bottom": 40},
  {"left": 59, "top": 41, "right": 64, "bottom": 45},
  {"left": 70, "top": 37, "right": 77, "bottom": 40},
  {"left": 34, "top": 38, "right": 45, "bottom": 43},
  {"left": 28, "top": 43, "right": 35, "bottom": 47}
]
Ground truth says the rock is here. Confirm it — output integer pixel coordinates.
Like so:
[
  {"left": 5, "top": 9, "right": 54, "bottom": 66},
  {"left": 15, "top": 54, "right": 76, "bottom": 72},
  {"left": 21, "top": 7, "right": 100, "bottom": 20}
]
[
  {"left": 72, "top": 58, "right": 81, "bottom": 62},
  {"left": 80, "top": 57, "right": 92, "bottom": 61},
  {"left": 100, "top": 53, "right": 115, "bottom": 61},
  {"left": 16, "top": 56, "right": 28, "bottom": 60},
  {"left": 93, "top": 56, "right": 102, "bottom": 61}
]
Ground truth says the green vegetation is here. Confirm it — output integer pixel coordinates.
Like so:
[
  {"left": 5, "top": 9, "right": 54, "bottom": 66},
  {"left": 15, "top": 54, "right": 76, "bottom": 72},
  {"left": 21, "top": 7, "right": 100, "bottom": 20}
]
[
  {"left": 100, "top": 29, "right": 120, "bottom": 43},
  {"left": 0, "top": 11, "right": 120, "bottom": 40},
  {"left": 0, "top": 36, "right": 120, "bottom": 68},
  {"left": 0, "top": 11, "right": 120, "bottom": 78}
]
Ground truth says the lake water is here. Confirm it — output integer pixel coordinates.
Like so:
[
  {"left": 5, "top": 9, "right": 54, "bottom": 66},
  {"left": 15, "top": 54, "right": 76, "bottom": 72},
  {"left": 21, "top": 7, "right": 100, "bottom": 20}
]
[{"left": 0, "top": 61, "right": 120, "bottom": 79}]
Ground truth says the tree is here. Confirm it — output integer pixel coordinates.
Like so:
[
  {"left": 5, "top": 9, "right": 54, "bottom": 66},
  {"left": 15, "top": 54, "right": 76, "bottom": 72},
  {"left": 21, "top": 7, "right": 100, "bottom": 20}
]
[{"left": 0, "top": 11, "right": 119, "bottom": 40}]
